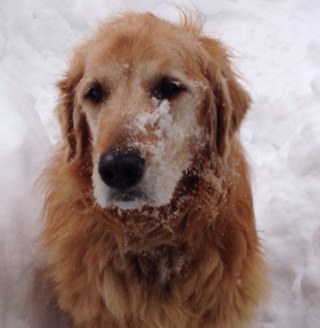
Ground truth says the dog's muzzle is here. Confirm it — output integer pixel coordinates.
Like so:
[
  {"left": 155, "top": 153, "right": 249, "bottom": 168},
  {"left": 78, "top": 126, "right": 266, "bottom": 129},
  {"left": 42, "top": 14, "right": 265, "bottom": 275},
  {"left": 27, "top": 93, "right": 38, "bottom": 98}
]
[{"left": 98, "top": 150, "right": 145, "bottom": 193}]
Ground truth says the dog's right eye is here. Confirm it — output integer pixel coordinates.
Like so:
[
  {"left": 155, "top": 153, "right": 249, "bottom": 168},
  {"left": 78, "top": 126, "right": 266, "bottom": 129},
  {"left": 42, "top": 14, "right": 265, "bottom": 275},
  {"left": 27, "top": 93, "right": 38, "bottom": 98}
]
[
  {"left": 85, "top": 83, "right": 106, "bottom": 104},
  {"left": 153, "top": 77, "right": 186, "bottom": 100}
]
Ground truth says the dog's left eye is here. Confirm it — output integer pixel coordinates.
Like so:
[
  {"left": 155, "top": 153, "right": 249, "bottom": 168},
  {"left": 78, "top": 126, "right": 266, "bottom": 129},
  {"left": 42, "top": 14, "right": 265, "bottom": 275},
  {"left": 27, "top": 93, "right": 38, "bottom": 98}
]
[
  {"left": 153, "top": 77, "right": 186, "bottom": 100},
  {"left": 85, "top": 83, "right": 106, "bottom": 104}
]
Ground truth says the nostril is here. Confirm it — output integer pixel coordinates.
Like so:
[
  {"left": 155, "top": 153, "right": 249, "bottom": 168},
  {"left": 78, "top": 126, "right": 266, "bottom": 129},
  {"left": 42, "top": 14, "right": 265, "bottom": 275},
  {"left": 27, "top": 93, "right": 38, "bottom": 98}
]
[
  {"left": 102, "top": 167, "right": 115, "bottom": 183},
  {"left": 98, "top": 151, "right": 145, "bottom": 190}
]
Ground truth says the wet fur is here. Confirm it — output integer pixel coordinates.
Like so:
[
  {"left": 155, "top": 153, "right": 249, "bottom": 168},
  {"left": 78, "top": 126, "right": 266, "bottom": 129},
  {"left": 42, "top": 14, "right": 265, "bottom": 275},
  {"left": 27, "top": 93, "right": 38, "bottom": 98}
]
[{"left": 42, "top": 12, "right": 266, "bottom": 328}]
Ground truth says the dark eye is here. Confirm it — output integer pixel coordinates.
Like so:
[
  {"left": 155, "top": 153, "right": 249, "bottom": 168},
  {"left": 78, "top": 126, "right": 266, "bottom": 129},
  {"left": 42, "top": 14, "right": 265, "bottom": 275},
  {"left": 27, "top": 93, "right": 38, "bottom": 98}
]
[
  {"left": 85, "top": 82, "right": 106, "bottom": 104},
  {"left": 153, "top": 77, "right": 186, "bottom": 100}
]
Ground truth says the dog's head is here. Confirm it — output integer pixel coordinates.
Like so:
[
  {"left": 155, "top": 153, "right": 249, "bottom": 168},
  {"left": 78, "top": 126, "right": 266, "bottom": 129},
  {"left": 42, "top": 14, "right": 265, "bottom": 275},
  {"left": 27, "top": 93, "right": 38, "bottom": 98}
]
[{"left": 56, "top": 12, "right": 250, "bottom": 212}]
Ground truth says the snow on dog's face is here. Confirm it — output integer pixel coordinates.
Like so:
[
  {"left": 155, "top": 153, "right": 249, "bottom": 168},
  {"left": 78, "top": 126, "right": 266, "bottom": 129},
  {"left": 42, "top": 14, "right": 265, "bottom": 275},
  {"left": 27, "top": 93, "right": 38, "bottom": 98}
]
[{"left": 57, "top": 13, "right": 250, "bottom": 211}]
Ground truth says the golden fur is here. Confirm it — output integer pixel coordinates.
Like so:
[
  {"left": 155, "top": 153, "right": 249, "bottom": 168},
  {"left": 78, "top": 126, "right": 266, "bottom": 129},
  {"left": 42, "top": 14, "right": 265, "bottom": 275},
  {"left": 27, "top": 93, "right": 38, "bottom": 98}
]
[{"left": 42, "top": 12, "right": 266, "bottom": 328}]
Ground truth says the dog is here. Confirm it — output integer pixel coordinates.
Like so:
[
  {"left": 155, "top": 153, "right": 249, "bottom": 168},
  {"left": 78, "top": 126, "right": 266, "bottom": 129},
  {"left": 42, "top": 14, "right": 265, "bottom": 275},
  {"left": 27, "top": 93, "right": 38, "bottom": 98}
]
[{"left": 42, "top": 12, "right": 266, "bottom": 328}]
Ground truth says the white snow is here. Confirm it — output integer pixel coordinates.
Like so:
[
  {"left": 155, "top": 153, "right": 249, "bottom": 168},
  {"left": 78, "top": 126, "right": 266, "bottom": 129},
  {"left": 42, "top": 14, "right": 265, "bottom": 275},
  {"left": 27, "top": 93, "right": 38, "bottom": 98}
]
[
  {"left": 136, "top": 98, "right": 171, "bottom": 136},
  {"left": 1, "top": 0, "right": 320, "bottom": 327}
]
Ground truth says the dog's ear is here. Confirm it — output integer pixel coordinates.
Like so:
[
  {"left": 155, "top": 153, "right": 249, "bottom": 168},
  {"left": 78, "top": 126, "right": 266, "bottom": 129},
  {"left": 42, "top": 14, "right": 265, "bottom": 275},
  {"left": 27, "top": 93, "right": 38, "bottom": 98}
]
[
  {"left": 56, "top": 52, "right": 88, "bottom": 161},
  {"left": 200, "top": 37, "right": 251, "bottom": 157}
]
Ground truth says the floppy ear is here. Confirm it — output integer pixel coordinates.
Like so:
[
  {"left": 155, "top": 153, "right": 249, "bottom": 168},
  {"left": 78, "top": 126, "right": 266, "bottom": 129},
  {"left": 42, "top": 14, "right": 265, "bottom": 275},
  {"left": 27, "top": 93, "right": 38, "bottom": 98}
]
[
  {"left": 56, "top": 52, "right": 89, "bottom": 161},
  {"left": 200, "top": 37, "right": 251, "bottom": 157}
]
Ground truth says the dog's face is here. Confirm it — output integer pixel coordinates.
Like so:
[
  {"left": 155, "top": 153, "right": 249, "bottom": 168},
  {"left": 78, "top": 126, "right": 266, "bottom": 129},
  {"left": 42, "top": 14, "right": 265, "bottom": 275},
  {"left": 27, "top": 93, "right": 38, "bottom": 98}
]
[
  {"left": 57, "top": 13, "right": 250, "bottom": 211},
  {"left": 79, "top": 42, "right": 207, "bottom": 210}
]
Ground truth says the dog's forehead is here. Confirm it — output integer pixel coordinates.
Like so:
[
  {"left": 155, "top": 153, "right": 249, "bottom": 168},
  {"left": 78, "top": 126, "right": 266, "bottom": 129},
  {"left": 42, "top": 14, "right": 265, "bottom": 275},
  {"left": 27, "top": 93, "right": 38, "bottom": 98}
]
[{"left": 85, "top": 18, "right": 202, "bottom": 78}]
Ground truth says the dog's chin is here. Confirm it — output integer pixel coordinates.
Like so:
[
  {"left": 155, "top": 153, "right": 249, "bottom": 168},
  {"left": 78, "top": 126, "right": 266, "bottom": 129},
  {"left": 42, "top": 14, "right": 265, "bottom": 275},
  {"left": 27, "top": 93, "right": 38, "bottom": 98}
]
[
  {"left": 94, "top": 185, "right": 156, "bottom": 211},
  {"left": 108, "top": 189, "right": 153, "bottom": 210}
]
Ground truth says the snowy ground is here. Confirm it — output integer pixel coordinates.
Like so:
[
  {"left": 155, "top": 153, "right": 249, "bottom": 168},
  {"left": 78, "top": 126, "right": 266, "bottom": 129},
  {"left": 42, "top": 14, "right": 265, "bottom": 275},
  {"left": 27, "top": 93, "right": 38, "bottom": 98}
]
[{"left": 1, "top": 0, "right": 320, "bottom": 327}]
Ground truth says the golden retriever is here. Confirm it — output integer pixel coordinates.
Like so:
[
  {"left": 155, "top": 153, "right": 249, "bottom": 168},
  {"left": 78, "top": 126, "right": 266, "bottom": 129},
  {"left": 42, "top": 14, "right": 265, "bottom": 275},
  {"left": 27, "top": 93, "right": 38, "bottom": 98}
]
[{"left": 42, "top": 12, "right": 266, "bottom": 328}]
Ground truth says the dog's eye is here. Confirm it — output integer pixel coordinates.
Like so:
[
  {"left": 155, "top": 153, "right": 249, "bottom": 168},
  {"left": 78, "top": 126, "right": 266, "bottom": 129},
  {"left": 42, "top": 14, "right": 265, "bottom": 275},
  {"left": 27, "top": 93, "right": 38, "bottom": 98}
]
[
  {"left": 153, "top": 77, "right": 186, "bottom": 100},
  {"left": 85, "top": 83, "right": 106, "bottom": 104}
]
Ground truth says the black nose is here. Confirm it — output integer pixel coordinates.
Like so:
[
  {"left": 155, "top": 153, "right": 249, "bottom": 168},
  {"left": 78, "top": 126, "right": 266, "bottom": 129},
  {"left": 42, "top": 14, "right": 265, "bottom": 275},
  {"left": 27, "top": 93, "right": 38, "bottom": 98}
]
[{"left": 98, "top": 151, "right": 145, "bottom": 190}]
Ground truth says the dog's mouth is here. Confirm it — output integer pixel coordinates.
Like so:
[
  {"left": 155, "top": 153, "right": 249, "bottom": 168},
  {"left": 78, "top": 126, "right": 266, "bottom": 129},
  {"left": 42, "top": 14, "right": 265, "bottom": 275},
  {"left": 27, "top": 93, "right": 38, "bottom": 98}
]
[
  {"left": 105, "top": 188, "right": 154, "bottom": 210},
  {"left": 110, "top": 188, "right": 152, "bottom": 203}
]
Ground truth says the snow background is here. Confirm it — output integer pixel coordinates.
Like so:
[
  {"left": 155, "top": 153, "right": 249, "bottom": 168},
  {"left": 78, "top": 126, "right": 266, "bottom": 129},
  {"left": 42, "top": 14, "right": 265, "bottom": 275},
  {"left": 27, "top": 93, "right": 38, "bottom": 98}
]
[{"left": 0, "top": 0, "right": 319, "bottom": 327}]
